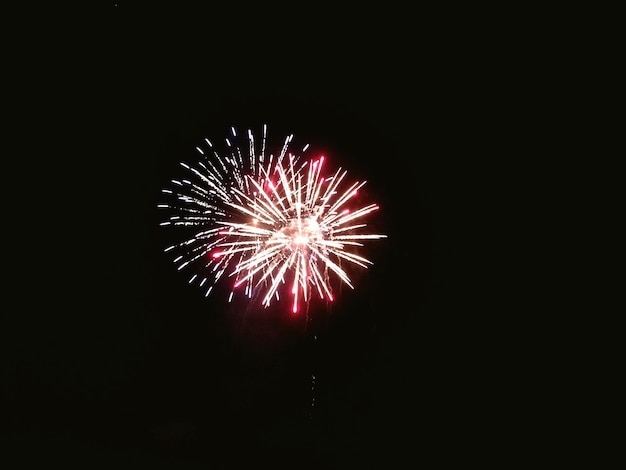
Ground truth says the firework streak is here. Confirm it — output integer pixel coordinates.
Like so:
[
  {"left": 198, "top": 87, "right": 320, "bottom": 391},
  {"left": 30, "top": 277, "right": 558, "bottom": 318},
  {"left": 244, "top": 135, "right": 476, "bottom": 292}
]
[{"left": 159, "top": 125, "right": 386, "bottom": 314}]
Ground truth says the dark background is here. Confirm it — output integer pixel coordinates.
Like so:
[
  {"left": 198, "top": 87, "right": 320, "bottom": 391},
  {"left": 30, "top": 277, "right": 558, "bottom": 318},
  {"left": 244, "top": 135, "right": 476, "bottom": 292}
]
[{"left": 2, "top": 4, "right": 542, "bottom": 468}]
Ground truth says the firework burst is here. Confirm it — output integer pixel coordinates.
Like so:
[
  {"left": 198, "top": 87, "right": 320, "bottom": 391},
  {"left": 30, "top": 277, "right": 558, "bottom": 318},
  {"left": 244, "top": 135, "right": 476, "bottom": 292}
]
[{"left": 158, "top": 125, "right": 386, "bottom": 314}]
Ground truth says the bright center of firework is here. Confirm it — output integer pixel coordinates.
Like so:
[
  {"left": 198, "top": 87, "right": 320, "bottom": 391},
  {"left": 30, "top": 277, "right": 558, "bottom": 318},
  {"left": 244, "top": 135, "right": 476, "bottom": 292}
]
[{"left": 279, "top": 215, "right": 326, "bottom": 249}]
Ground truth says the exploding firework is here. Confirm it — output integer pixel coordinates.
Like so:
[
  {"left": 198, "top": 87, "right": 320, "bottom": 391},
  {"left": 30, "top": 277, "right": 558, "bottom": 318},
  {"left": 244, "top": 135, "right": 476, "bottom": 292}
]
[{"left": 158, "top": 125, "right": 386, "bottom": 314}]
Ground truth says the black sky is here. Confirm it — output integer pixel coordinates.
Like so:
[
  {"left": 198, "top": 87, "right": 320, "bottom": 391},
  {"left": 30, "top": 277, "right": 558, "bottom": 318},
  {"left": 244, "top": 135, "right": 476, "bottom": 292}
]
[{"left": 2, "top": 4, "right": 537, "bottom": 468}]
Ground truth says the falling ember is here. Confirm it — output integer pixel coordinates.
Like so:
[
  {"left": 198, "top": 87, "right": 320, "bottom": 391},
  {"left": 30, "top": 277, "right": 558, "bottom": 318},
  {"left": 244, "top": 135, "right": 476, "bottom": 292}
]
[{"left": 159, "top": 125, "right": 387, "bottom": 313}]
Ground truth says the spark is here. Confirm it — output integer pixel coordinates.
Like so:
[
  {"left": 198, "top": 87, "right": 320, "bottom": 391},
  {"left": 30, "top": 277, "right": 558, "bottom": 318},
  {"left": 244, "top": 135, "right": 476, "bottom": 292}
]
[{"left": 159, "top": 125, "right": 387, "bottom": 314}]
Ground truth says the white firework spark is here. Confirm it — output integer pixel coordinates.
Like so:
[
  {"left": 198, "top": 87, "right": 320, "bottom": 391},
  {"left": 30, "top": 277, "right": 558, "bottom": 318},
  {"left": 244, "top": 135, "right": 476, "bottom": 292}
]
[{"left": 159, "top": 124, "right": 386, "bottom": 314}]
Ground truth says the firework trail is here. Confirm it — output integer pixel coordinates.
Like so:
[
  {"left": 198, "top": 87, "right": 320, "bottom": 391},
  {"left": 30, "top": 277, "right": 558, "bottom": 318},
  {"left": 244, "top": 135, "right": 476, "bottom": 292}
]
[{"left": 159, "top": 125, "right": 386, "bottom": 314}]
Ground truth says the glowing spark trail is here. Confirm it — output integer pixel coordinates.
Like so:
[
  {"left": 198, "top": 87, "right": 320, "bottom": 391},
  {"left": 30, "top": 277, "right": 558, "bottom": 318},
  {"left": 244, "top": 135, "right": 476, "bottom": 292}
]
[{"left": 159, "top": 125, "right": 387, "bottom": 314}]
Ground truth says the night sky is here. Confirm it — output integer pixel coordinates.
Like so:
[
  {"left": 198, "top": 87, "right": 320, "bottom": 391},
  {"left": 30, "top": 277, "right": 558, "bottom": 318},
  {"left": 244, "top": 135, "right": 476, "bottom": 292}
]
[{"left": 2, "top": 4, "right": 534, "bottom": 468}]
